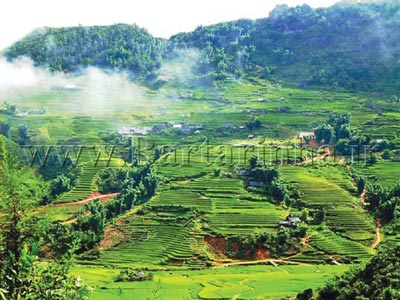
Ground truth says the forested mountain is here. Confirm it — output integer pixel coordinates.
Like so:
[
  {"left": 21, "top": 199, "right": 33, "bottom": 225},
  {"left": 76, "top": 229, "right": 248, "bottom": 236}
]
[
  {"left": 4, "top": 24, "right": 164, "bottom": 79},
  {"left": 4, "top": 1, "right": 400, "bottom": 91},
  {"left": 169, "top": 1, "right": 400, "bottom": 91}
]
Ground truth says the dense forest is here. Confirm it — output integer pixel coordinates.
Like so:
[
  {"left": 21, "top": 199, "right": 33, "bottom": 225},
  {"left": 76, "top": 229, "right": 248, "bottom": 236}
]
[
  {"left": 4, "top": 24, "right": 164, "bottom": 79},
  {"left": 301, "top": 244, "right": 400, "bottom": 300},
  {"left": 4, "top": 2, "right": 400, "bottom": 91}
]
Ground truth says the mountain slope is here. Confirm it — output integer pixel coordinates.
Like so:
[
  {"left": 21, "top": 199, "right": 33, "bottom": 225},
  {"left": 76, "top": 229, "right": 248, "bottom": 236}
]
[
  {"left": 4, "top": 2, "right": 400, "bottom": 91},
  {"left": 169, "top": 2, "right": 400, "bottom": 91},
  {"left": 4, "top": 24, "right": 164, "bottom": 78}
]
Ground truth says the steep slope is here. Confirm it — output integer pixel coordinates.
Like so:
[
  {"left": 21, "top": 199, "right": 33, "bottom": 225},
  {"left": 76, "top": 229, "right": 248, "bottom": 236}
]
[
  {"left": 169, "top": 2, "right": 400, "bottom": 91},
  {"left": 4, "top": 24, "right": 164, "bottom": 78}
]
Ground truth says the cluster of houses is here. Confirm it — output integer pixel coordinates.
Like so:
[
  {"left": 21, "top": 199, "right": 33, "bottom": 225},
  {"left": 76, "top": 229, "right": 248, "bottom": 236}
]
[
  {"left": 16, "top": 110, "right": 45, "bottom": 117},
  {"left": 117, "top": 126, "right": 153, "bottom": 136},
  {"left": 117, "top": 123, "right": 205, "bottom": 136},
  {"left": 117, "top": 122, "right": 251, "bottom": 136},
  {"left": 220, "top": 123, "right": 246, "bottom": 130}
]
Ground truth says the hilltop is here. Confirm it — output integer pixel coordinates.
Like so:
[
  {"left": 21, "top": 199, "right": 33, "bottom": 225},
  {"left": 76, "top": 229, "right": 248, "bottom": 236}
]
[{"left": 4, "top": 1, "right": 400, "bottom": 92}]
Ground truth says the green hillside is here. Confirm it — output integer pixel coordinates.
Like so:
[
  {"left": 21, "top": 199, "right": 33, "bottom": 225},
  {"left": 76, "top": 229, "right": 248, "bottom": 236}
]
[
  {"left": 5, "top": 2, "right": 400, "bottom": 91},
  {"left": 4, "top": 24, "right": 164, "bottom": 78}
]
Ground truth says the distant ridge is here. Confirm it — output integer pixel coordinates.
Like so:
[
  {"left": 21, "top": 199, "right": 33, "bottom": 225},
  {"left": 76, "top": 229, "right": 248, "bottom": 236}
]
[{"left": 5, "top": 1, "right": 400, "bottom": 92}]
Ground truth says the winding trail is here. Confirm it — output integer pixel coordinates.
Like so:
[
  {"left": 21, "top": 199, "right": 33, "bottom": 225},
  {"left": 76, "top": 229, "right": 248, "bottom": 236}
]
[
  {"left": 54, "top": 192, "right": 119, "bottom": 206},
  {"left": 214, "top": 258, "right": 308, "bottom": 268},
  {"left": 371, "top": 218, "right": 382, "bottom": 250},
  {"left": 301, "top": 234, "right": 315, "bottom": 252},
  {"left": 50, "top": 193, "right": 119, "bottom": 225},
  {"left": 360, "top": 190, "right": 367, "bottom": 205},
  {"left": 328, "top": 256, "right": 341, "bottom": 265}
]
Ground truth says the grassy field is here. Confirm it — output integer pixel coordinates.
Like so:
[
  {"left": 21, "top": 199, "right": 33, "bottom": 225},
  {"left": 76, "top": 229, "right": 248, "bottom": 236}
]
[{"left": 72, "top": 264, "right": 350, "bottom": 300}]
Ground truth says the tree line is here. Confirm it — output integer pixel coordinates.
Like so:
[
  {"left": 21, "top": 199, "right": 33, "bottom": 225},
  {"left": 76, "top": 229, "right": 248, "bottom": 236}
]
[{"left": 4, "top": 2, "right": 400, "bottom": 91}]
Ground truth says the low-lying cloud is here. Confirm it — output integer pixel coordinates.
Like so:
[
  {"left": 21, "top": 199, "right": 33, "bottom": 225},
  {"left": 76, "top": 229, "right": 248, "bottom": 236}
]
[
  {"left": 0, "top": 56, "right": 65, "bottom": 89},
  {"left": 0, "top": 56, "right": 150, "bottom": 114}
]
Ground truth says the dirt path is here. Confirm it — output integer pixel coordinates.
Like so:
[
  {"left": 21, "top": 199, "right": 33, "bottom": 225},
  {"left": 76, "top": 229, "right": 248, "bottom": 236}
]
[
  {"left": 371, "top": 218, "right": 382, "bottom": 250},
  {"left": 62, "top": 202, "right": 142, "bottom": 226},
  {"left": 62, "top": 217, "right": 79, "bottom": 225},
  {"left": 301, "top": 234, "right": 314, "bottom": 252},
  {"left": 54, "top": 192, "right": 119, "bottom": 207},
  {"left": 360, "top": 190, "right": 367, "bottom": 205},
  {"left": 214, "top": 258, "right": 308, "bottom": 268},
  {"left": 328, "top": 256, "right": 341, "bottom": 265},
  {"left": 300, "top": 148, "right": 336, "bottom": 165},
  {"left": 55, "top": 193, "right": 119, "bottom": 225}
]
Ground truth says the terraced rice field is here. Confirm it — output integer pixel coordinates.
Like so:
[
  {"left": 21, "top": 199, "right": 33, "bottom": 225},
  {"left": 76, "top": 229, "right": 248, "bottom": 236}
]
[
  {"left": 355, "top": 160, "right": 400, "bottom": 187},
  {"left": 97, "top": 222, "right": 202, "bottom": 268},
  {"left": 310, "top": 230, "right": 371, "bottom": 261},
  {"left": 56, "top": 150, "right": 125, "bottom": 203},
  {"left": 280, "top": 165, "right": 374, "bottom": 260},
  {"left": 281, "top": 166, "right": 358, "bottom": 207},
  {"left": 56, "top": 165, "right": 105, "bottom": 203},
  {"left": 93, "top": 176, "right": 286, "bottom": 268}
]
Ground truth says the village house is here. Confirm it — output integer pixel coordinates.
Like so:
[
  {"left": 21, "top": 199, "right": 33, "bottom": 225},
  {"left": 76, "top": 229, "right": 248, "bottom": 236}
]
[
  {"left": 117, "top": 126, "right": 152, "bottom": 136},
  {"left": 221, "top": 123, "right": 236, "bottom": 129},
  {"left": 278, "top": 215, "right": 301, "bottom": 227},
  {"left": 182, "top": 124, "right": 204, "bottom": 134},
  {"left": 298, "top": 132, "right": 316, "bottom": 144},
  {"left": 152, "top": 123, "right": 169, "bottom": 133},
  {"left": 172, "top": 123, "right": 183, "bottom": 129},
  {"left": 237, "top": 168, "right": 250, "bottom": 177},
  {"left": 248, "top": 181, "right": 263, "bottom": 188},
  {"left": 392, "top": 154, "right": 400, "bottom": 161}
]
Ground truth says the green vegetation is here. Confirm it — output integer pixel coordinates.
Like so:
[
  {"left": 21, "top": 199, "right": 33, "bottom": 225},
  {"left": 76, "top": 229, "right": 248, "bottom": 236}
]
[
  {"left": 314, "top": 244, "right": 400, "bottom": 300},
  {"left": 6, "top": 2, "right": 400, "bottom": 92},
  {"left": 0, "top": 136, "right": 88, "bottom": 299},
  {"left": 2, "top": 1, "right": 400, "bottom": 299},
  {"left": 72, "top": 264, "right": 349, "bottom": 300},
  {"left": 4, "top": 24, "right": 163, "bottom": 79}
]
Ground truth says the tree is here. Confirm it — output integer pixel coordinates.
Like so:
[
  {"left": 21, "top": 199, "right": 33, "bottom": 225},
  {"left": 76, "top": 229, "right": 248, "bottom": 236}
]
[
  {"left": 356, "top": 176, "right": 366, "bottom": 195},
  {"left": 246, "top": 119, "right": 262, "bottom": 131},
  {"left": 297, "top": 288, "right": 313, "bottom": 300},
  {"left": 334, "top": 139, "right": 350, "bottom": 156},
  {"left": 0, "top": 121, "right": 10, "bottom": 138},
  {"left": 3, "top": 102, "right": 17, "bottom": 115},
  {"left": 0, "top": 144, "right": 43, "bottom": 298},
  {"left": 50, "top": 174, "right": 71, "bottom": 197},
  {"left": 314, "top": 124, "right": 334, "bottom": 143},
  {"left": 249, "top": 155, "right": 263, "bottom": 169},
  {"left": 317, "top": 245, "right": 400, "bottom": 300},
  {"left": 17, "top": 124, "right": 30, "bottom": 145},
  {"left": 314, "top": 208, "right": 326, "bottom": 224},
  {"left": 0, "top": 138, "right": 87, "bottom": 299},
  {"left": 300, "top": 209, "right": 309, "bottom": 222},
  {"left": 382, "top": 149, "right": 392, "bottom": 160},
  {"left": 365, "top": 183, "right": 387, "bottom": 211}
]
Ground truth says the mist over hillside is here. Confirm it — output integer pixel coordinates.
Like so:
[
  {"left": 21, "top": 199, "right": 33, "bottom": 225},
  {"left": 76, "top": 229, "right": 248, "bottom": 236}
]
[
  {"left": 3, "top": 1, "right": 400, "bottom": 92},
  {"left": 0, "top": 56, "right": 161, "bottom": 115}
]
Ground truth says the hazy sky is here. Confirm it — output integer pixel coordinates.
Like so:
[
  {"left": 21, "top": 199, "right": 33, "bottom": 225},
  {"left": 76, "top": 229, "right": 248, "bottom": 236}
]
[{"left": 0, "top": 0, "right": 338, "bottom": 50}]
